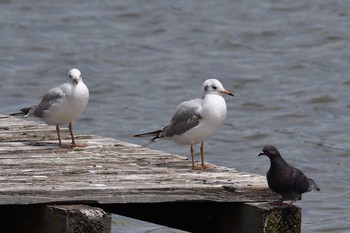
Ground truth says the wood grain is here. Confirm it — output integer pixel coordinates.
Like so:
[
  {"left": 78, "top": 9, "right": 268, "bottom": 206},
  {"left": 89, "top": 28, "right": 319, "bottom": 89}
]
[{"left": 0, "top": 115, "right": 279, "bottom": 205}]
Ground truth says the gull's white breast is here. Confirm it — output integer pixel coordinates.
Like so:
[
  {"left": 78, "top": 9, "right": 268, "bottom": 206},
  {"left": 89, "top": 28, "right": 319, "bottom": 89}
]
[
  {"left": 42, "top": 82, "right": 89, "bottom": 125},
  {"left": 172, "top": 94, "right": 227, "bottom": 145}
]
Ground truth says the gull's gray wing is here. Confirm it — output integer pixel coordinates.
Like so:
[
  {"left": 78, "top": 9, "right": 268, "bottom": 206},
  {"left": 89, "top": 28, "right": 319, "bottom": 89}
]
[
  {"left": 31, "top": 87, "right": 65, "bottom": 117},
  {"left": 160, "top": 98, "right": 202, "bottom": 138}
]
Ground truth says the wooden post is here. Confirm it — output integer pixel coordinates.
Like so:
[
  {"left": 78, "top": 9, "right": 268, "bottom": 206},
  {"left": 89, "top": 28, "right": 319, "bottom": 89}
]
[
  {"left": 43, "top": 205, "right": 111, "bottom": 233},
  {"left": 238, "top": 203, "right": 301, "bottom": 233}
]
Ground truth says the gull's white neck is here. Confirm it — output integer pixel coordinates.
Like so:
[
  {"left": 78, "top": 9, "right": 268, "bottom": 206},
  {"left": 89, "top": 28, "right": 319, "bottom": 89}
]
[{"left": 201, "top": 93, "right": 227, "bottom": 122}]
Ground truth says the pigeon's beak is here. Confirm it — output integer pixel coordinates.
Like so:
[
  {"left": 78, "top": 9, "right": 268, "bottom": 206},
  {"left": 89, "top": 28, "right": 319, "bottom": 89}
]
[
  {"left": 220, "top": 90, "right": 234, "bottom": 97},
  {"left": 258, "top": 152, "right": 265, "bottom": 157}
]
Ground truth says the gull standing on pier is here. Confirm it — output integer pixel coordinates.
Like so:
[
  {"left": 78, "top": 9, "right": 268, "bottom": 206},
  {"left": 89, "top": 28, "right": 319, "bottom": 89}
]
[
  {"left": 10, "top": 68, "right": 89, "bottom": 148},
  {"left": 134, "top": 79, "right": 234, "bottom": 170}
]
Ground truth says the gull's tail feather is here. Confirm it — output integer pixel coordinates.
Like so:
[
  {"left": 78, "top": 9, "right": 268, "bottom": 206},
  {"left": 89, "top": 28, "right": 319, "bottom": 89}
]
[
  {"left": 134, "top": 129, "right": 161, "bottom": 138},
  {"left": 9, "top": 107, "right": 34, "bottom": 117},
  {"left": 133, "top": 129, "right": 162, "bottom": 146}
]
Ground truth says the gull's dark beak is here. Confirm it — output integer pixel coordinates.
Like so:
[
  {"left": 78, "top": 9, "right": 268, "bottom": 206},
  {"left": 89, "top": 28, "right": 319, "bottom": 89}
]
[
  {"left": 258, "top": 152, "right": 265, "bottom": 157},
  {"left": 221, "top": 90, "right": 234, "bottom": 97}
]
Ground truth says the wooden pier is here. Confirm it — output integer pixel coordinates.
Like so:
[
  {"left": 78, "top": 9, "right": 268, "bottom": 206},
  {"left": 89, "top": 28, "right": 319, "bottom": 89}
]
[{"left": 0, "top": 114, "right": 301, "bottom": 233}]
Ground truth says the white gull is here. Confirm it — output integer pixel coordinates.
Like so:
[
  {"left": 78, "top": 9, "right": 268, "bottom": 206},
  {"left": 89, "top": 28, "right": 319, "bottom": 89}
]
[
  {"left": 134, "top": 79, "right": 234, "bottom": 170},
  {"left": 10, "top": 68, "right": 89, "bottom": 148}
]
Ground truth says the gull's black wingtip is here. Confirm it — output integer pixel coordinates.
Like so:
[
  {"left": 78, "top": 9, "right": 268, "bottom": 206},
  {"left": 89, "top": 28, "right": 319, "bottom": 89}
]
[
  {"left": 133, "top": 129, "right": 162, "bottom": 138},
  {"left": 10, "top": 107, "right": 32, "bottom": 116}
]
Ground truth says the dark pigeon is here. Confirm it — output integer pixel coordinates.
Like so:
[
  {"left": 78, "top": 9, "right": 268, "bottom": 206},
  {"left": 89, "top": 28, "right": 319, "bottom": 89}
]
[{"left": 259, "top": 145, "right": 320, "bottom": 204}]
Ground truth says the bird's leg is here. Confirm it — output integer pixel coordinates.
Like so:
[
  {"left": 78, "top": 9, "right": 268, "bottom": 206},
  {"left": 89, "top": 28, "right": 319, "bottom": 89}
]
[
  {"left": 69, "top": 122, "right": 86, "bottom": 147},
  {"left": 199, "top": 142, "right": 215, "bottom": 169},
  {"left": 271, "top": 199, "right": 293, "bottom": 207},
  {"left": 191, "top": 144, "right": 206, "bottom": 170},
  {"left": 271, "top": 200, "right": 284, "bottom": 206},
  {"left": 271, "top": 197, "right": 284, "bottom": 205},
  {"left": 191, "top": 143, "right": 212, "bottom": 170},
  {"left": 190, "top": 144, "right": 195, "bottom": 169},
  {"left": 57, "top": 123, "right": 74, "bottom": 148},
  {"left": 56, "top": 124, "right": 62, "bottom": 147},
  {"left": 200, "top": 142, "right": 205, "bottom": 169}
]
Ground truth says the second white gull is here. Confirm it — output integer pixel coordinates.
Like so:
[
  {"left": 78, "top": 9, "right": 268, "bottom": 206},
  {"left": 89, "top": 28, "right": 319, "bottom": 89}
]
[{"left": 134, "top": 79, "right": 234, "bottom": 170}]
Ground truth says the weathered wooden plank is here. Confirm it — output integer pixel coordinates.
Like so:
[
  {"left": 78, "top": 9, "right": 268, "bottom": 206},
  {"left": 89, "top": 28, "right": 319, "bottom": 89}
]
[{"left": 0, "top": 114, "right": 279, "bottom": 205}]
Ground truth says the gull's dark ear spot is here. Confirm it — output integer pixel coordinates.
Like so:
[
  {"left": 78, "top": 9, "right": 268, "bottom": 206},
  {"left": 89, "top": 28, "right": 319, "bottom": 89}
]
[{"left": 204, "top": 85, "right": 209, "bottom": 91}]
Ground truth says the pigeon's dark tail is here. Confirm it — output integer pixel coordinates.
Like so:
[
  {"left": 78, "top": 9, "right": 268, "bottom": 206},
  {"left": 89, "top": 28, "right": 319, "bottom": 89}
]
[
  {"left": 9, "top": 107, "right": 33, "bottom": 116},
  {"left": 308, "top": 178, "right": 320, "bottom": 192}
]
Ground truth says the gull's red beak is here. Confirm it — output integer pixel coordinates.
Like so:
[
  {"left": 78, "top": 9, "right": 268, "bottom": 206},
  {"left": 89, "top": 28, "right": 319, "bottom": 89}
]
[{"left": 220, "top": 90, "right": 234, "bottom": 97}]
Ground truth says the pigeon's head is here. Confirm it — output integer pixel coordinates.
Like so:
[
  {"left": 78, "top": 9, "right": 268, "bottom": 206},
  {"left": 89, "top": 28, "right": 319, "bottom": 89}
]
[
  {"left": 67, "top": 68, "right": 83, "bottom": 85},
  {"left": 258, "top": 145, "right": 281, "bottom": 159},
  {"left": 201, "top": 79, "right": 234, "bottom": 97}
]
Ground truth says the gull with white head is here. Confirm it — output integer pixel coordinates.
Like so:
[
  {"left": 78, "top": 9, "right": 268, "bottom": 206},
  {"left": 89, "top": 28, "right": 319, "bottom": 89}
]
[
  {"left": 10, "top": 68, "right": 89, "bottom": 148},
  {"left": 134, "top": 79, "right": 234, "bottom": 170}
]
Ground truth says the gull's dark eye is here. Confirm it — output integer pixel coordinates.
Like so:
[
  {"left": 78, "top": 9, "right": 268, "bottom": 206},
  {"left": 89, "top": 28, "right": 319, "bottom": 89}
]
[{"left": 212, "top": 85, "right": 217, "bottom": 90}]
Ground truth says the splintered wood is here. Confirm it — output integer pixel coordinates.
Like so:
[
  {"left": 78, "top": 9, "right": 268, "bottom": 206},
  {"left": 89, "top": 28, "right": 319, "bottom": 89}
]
[{"left": 0, "top": 114, "right": 278, "bottom": 205}]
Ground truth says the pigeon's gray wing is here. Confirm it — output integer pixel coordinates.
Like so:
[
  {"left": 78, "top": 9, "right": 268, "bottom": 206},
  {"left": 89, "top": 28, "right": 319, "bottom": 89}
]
[
  {"left": 291, "top": 168, "right": 310, "bottom": 194},
  {"left": 160, "top": 99, "right": 202, "bottom": 138}
]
